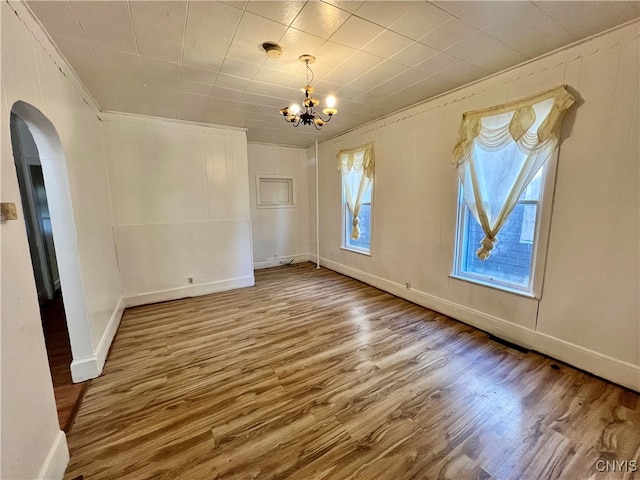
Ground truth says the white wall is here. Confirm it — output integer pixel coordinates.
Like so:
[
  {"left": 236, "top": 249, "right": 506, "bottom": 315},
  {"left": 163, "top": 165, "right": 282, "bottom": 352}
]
[
  {"left": 248, "top": 143, "right": 309, "bottom": 269},
  {"left": 103, "top": 113, "right": 254, "bottom": 306},
  {"left": 314, "top": 21, "right": 639, "bottom": 391},
  {"left": 1, "top": 1, "right": 123, "bottom": 478}
]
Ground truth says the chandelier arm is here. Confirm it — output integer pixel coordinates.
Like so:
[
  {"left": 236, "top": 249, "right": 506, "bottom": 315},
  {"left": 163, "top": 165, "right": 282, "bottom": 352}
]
[{"left": 316, "top": 112, "right": 333, "bottom": 123}]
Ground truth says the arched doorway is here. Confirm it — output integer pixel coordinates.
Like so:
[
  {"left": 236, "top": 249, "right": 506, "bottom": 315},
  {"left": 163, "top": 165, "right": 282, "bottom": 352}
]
[{"left": 10, "top": 101, "right": 93, "bottom": 430}]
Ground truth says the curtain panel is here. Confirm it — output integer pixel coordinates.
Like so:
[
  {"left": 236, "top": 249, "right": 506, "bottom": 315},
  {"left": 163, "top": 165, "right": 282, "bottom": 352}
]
[
  {"left": 453, "top": 86, "right": 575, "bottom": 260},
  {"left": 337, "top": 142, "right": 375, "bottom": 240}
]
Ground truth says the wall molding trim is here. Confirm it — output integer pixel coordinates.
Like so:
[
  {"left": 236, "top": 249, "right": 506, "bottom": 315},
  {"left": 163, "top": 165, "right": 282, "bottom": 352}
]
[
  {"left": 124, "top": 276, "right": 255, "bottom": 308},
  {"left": 36, "top": 430, "right": 69, "bottom": 480},
  {"left": 254, "top": 254, "right": 310, "bottom": 270},
  {"left": 320, "top": 258, "right": 640, "bottom": 392}
]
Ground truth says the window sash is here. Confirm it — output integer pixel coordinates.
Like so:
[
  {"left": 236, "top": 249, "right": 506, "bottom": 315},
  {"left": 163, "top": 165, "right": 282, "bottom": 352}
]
[
  {"left": 343, "top": 201, "right": 371, "bottom": 254},
  {"left": 453, "top": 163, "right": 548, "bottom": 296}
]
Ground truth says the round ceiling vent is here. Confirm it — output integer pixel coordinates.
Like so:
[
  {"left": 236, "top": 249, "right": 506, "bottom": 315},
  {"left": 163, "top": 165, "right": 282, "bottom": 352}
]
[{"left": 262, "top": 42, "right": 282, "bottom": 58}]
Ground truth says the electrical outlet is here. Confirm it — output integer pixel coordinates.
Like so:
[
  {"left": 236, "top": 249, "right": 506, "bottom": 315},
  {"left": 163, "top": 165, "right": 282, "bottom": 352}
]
[
  {"left": 188, "top": 277, "right": 194, "bottom": 284},
  {"left": 405, "top": 281, "right": 411, "bottom": 289}
]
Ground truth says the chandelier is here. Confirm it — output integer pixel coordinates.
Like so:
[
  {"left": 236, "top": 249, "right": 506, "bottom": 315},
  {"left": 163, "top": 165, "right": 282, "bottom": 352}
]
[{"left": 279, "top": 55, "right": 338, "bottom": 129}]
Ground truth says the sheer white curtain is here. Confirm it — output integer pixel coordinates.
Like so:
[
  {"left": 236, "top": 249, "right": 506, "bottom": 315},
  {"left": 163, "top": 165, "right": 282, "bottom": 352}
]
[
  {"left": 337, "top": 142, "right": 374, "bottom": 240},
  {"left": 453, "top": 86, "right": 575, "bottom": 260}
]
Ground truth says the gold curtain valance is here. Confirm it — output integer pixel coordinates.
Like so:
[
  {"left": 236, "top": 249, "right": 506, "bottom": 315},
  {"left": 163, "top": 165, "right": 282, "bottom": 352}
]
[
  {"left": 453, "top": 86, "right": 575, "bottom": 169},
  {"left": 336, "top": 141, "right": 375, "bottom": 178}
]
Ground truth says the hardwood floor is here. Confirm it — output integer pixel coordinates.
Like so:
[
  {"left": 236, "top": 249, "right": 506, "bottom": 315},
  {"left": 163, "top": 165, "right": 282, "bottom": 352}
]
[
  {"left": 41, "top": 295, "right": 88, "bottom": 432},
  {"left": 64, "top": 263, "right": 640, "bottom": 479}
]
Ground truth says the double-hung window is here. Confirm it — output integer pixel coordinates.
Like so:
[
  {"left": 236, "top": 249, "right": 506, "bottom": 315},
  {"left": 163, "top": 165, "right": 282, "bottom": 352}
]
[
  {"left": 337, "top": 142, "right": 374, "bottom": 254},
  {"left": 455, "top": 166, "right": 546, "bottom": 294},
  {"left": 452, "top": 86, "right": 575, "bottom": 297}
]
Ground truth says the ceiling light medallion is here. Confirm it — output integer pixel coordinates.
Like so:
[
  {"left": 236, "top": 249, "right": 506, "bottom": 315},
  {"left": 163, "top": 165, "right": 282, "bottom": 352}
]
[{"left": 279, "top": 55, "right": 338, "bottom": 130}]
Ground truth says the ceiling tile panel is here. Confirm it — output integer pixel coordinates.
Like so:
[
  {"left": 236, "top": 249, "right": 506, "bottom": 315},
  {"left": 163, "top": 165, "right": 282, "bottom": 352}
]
[
  {"left": 245, "top": 82, "right": 299, "bottom": 100},
  {"left": 178, "top": 80, "right": 213, "bottom": 96},
  {"left": 214, "top": 73, "right": 252, "bottom": 91},
  {"left": 245, "top": 1, "right": 306, "bottom": 26},
  {"left": 291, "top": 1, "right": 351, "bottom": 38},
  {"left": 419, "top": 17, "right": 478, "bottom": 51},
  {"left": 313, "top": 41, "right": 358, "bottom": 78},
  {"left": 210, "top": 86, "right": 245, "bottom": 101},
  {"left": 361, "top": 29, "right": 414, "bottom": 59},
  {"left": 139, "top": 57, "right": 181, "bottom": 77},
  {"left": 388, "top": 2, "right": 453, "bottom": 40},
  {"left": 278, "top": 28, "right": 326, "bottom": 62},
  {"left": 535, "top": 1, "right": 640, "bottom": 38},
  {"left": 320, "top": 1, "right": 364, "bottom": 14},
  {"left": 227, "top": 37, "right": 268, "bottom": 66},
  {"left": 219, "top": 58, "right": 262, "bottom": 79},
  {"left": 413, "top": 53, "right": 460, "bottom": 76},
  {"left": 27, "top": 1, "right": 87, "bottom": 40},
  {"left": 142, "top": 72, "right": 180, "bottom": 90},
  {"left": 92, "top": 45, "right": 140, "bottom": 70},
  {"left": 321, "top": 50, "right": 383, "bottom": 85},
  {"left": 48, "top": 34, "right": 97, "bottom": 65},
  {"left": 348, "top": 60, "right": 408, "bottom": 92},
  {"left": 183, "top": 2, "right": 240, "bottom": 68},
  {"left": 367, "top": 67, "right": 429, "bottom": 97},
  {"left": 68, "top": 1, "right": 137, "bottom": 53},
  {"left": 445, "top": 32, "right": 527, "bottom": 71},
  {"left": 252, "top": 66, "right": 307, "bottom": 89},
  {"left": 353, "top": 1, "right": 415, "bottom": 28},
  {"left": 181, "top": 65, "right": 219, "bottom": 85},
  {"left": 445, "top": 1, "right": 527, "bottom": 32},
  {"left": 484, "top": 3, "right": 573, "bottom": 58},
  {"left": 390, "top": 41, "right": 438, "bottom": 68},
  {"left": 329, "top": 16, "right": 385, "bottom": 49},
  {"left": 182, "top": 34, "right": 229, "bottom": 70},
  {"left": 234, "top": 11, "right": 289, "bottom": 45},
  {"left": 130, "top": 1, "right": 187, "bottom": 63}
]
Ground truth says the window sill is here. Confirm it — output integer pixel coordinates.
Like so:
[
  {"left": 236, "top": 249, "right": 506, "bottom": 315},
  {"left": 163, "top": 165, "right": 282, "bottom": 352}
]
[
  {"left": 449, "top": 273, "right": 539, "bottom": 299},
  {"left": 341, "top": 246, "right": 371, "bottom": 257}
]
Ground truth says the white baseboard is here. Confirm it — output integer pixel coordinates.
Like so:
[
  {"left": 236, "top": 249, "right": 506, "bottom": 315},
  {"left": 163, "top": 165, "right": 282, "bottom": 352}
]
[
  {"left": 320, "top": 258, "right": 640, "bottom": 392},
  {"left": 70, "top": 296, "right": 125, "bottom": 383},
  {"left": 37, "top": 430, "right": 69, "bottom": 480},
  {"left": 254, "top": 254, "right": 310, "bottom": 270},
  {"left": 96, "top": 295, "right": 125, "bottom": 373},
  {"left": 124, "top": 275, "right": 255, "bottom": 308}
]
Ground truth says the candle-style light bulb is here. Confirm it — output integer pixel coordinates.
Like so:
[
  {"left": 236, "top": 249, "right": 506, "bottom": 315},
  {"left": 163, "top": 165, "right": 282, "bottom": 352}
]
[{"left": 326, "top": 95, "right": 336, "bottom": 108}]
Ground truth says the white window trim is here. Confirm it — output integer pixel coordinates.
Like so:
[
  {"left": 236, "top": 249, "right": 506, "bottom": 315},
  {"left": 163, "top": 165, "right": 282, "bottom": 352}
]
[
  {"left": 256, "top": 174, "right": 296, "bottom": 209},
  {"left": 451, "top": 152, "right": 559, "bottom": 299}
]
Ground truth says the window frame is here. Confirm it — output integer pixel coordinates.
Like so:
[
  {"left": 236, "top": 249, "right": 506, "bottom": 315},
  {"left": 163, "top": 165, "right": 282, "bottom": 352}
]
[
  {"left": 342, "top": 200, "right": 372, "bottom": 255},
  {"left": 255, "top": 174, "right": 296, "bottom": 209},
  {"left": 341, "top": 176, "right": 373, "bottom": 256},
  {"left": 451, "top": 153, "right": 559, "bottom": 299}
]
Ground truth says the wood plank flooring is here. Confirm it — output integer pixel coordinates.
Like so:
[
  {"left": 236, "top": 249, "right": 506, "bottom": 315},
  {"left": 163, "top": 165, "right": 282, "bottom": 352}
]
[
  {"left": 64, "top": 263, "right": 640, "bottom": 479},
  {"left": 41, "top": 295, "right": 88, "bottom": 432}
]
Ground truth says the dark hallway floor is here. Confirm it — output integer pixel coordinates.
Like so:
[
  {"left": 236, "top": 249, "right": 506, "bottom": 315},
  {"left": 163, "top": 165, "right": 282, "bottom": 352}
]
[{"left": 41, "top": 295, "right": 88, "bottom": 432}]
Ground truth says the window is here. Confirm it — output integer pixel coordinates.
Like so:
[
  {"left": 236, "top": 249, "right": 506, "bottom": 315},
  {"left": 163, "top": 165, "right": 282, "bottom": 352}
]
[
  {"left": 451, "top": 86, "right": 575, "bottom": 297},
  {"left": 344, "top": 181, "right": 372, "bottom": 252},
  {"left": 454, "top": 167, "right": 545, "bottom": 293},
  {"left": 337, "top": 142, "right": 374, "bottom": 254}
]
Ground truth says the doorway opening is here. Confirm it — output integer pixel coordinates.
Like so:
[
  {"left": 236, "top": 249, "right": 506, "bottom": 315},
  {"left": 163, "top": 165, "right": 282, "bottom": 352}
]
[{"left": 10, "top": 109, "right": 87, "bottom": 432}]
